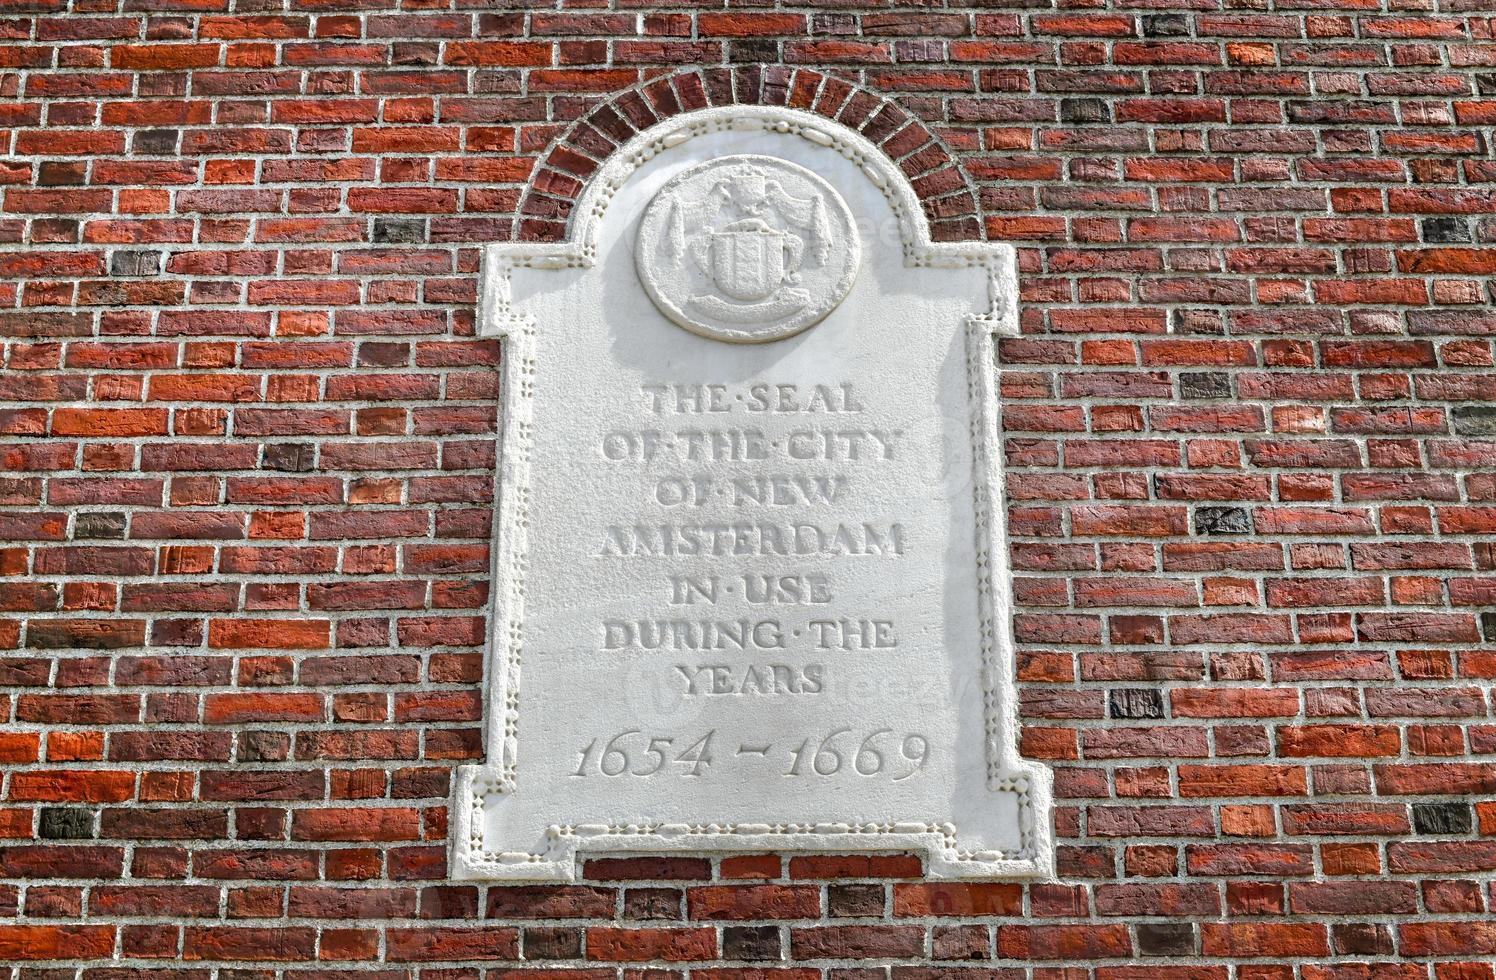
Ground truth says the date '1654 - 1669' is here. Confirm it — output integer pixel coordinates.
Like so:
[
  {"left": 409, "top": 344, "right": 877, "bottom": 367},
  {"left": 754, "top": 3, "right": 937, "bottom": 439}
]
[{"left": 571, "top": 729, "right": 929, "bottom": 780}]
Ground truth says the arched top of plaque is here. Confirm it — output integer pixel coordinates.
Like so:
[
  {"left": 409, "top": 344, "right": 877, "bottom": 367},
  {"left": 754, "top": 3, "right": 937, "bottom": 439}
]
[{"left": 478, "top": 105, "right": 1019, "bottom": 342}]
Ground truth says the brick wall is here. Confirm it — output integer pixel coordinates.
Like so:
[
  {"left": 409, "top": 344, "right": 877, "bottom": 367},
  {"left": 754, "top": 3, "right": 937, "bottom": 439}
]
[{"left": 3, "top": 5, "right": 1496, "bottom": 976}]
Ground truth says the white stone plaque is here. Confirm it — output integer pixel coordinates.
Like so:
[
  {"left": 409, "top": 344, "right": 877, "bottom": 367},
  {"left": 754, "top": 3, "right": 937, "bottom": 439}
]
[{"left": 454, "top": 106, "right": 1052, "bottom": 880}]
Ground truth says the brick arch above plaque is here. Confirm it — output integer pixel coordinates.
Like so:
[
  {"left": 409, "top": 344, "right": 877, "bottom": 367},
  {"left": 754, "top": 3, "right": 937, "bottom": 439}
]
[
  {"left": 455, "top": 104, "right": 1052, "bottom": 881},
  {"left": 514, "top": 67, "right": 984, "bottom": 246}
]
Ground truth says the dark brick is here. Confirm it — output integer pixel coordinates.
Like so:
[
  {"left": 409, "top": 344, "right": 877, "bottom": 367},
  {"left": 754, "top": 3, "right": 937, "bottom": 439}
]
[
  {"left": 358, "top": 342, "right": 410, "bottom": 367},
  {"left": 1332, "top": 922, "right": 1394, "bottom": 956},
  {"left": 1142, "top": 14, "right": 1191, "bottom": 36},
  {"left": 522, "top": 926, "right": 581, "bottom": 959},
  {"left": 110, "top": 251, "right": 161, "bottom": 276},
  {"left": 39, "top": 161, "right": 86, "bottom": 186},
  {"left": 1453, "top": 406, "right": 1496, "bottom": 437},
  {"left": 730, "top": 40, "right": 780, "bottom": 64},
  {"left": 1412, "top": 802, "right": 1473, "bottom": 835},
  {"left": 1422, "top": 217, "right": 1471, "bottom": 243},
  {"left": 723, "top": 925, "right": 782, "bottom": 961},
  {"left": 373, "top": 218, "right": 425, "bottom": 244},
  {"left": 1110, "top": 689, "right": 1165, "bottom": 720},
  {"left": 133, "top": 129, "right": 178, "bottom": 154},
  {"left": 1195, "top": 506, "right": 1252, "bottom": 535},
  {"left": 262, "top": 444, "right": 316, "bottom": 473},
  {"left": 932, "top": 924, "right": 990, "bottom": 960},
  {"left": 39, "top": 808, "right": 95, "bottom": 840},
  {"left": 1180, "top": 372, "right": 1232, "bottom": 399},
  {"left": 1138, "top": 922, "right": 1196, "bottom": 955},
  {"left": 1060, "top": 98, "right": 1109, "bottom": 123},
  {"left": 74, "top": 513, "right": 127, "bottom": 540},
  {"left": 827, "top": 883, "right": 885, "bottom": 917},
  {"left": 237, "top": 731, "right": 290, "bottom": 763},
  {"left": 622, "top": 887, "right": 681, "bottom": 921}
]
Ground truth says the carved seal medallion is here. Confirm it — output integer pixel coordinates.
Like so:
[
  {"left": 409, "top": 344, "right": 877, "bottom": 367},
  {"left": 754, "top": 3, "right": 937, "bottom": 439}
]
[{"left": 635, "top": 155, "right": 861, "bottom": 344}]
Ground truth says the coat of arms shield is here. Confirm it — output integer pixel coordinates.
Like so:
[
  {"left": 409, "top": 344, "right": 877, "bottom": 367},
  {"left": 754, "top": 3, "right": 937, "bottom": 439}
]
[{"left": 708, "top": 219, "right": 788, "bottom": 303}]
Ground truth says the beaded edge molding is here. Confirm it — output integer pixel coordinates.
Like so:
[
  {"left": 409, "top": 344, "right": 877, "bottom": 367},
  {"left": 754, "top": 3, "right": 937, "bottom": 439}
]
[{"left": 454, "top": 104, "right": 1053, "bottom": 882}]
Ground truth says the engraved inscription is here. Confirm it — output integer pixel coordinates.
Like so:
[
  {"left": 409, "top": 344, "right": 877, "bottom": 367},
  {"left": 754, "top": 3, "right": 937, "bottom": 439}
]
[
  {"left": 568, "top": 729, "right": 930, "bottom": 781},
  {"left": 592, "top": 380, "right": 904, "bottom": 718}
]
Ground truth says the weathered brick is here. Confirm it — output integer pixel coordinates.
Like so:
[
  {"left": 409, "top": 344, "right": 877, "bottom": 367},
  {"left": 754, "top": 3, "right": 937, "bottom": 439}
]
[
  {"left": 0, "top": 925, "right": 116, "bottom": 960},
  {"left": 0, "top": 24, "right": 1492, "bottom": 978}
]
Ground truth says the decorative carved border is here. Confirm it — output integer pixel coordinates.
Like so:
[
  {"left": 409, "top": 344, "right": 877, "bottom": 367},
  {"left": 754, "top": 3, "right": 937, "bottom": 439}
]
[{"left": 453, "top": 104, "right": 1053, "bottom": 882}]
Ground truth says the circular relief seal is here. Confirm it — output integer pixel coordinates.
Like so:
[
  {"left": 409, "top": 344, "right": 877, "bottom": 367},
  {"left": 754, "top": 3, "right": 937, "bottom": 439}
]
[{"left": 634, "top": 155, "right": 861, "bottom": 344}]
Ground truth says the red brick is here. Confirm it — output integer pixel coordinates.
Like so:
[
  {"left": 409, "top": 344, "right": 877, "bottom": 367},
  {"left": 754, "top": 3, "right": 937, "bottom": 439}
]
[
  {"left": 9, "top": 769, "right": 135, "bottom": 803},
  {"left": 0, "top": 925, "right": 116, "bottom": 960},
  {"left": 486, "top": 885, "right": 615, "bottom": 919},
  {"left": 1087, "top": 806, "right": 1215, "bottom": 838},
  {"left": 183, "top": 926, "right": 316, "bottom": 961},
  {"left": 444, "top": 41, "right": 552, "bottom": 67},
  {"left": 290, "top": 807, "right": 421, "bottom": 842},
  {"left": 720, "top": 855, "right": 782, "bottom": 879},
  {"left": 997, "top": 924, "right": 1133, "bottom": 959},
  {"left": 1202, "top": 923, "right": 1329, "bottom": 957},
  {"left": 0, "top": 845, "right": 125, "bottom": 878},
  {"left": 792, "top": 925, "right": 924, "bottom": 958},
  {"left": 1170, "top": 688, "right": 1298, "bottom": 718},
  {"left": 207, "top": 619, "right": 330, "bottom": 650},
  {"left": 90, "top": 885, "right": 222, "bottom": 917},
  {"left": 1094, "top": 882, "right": 1218, "bottom": 916},
  {"left": 199, "top": 769, "right": 324, "bottom": 802},
  {"left": 1177, "top": 764, "right": 1308, "bottom": 798},
  {"left": 894, "top": 883, "right": 1022, "bottom": 916},
  {"left": 1387, "top": 842, "right": 1496, "bottom": 874},
  {"left": 1401, "top": 922, "right": 1496, "bottom": 957},
  {"left": 586, "top": 927, "right": 716, "bottom": 961},
  {"left": 52, "top": 408, "right": 168, "bottom": 437},
  {"left": 699, "top": 13, "right": 807, "bottom": 35},
  {"left": 386, "top": 926, "right": 519, "bottom": 960},
  {"left": 1277, "top": 725, "right": 1401, "bottom": 758},
  {"left": 689, "top": 884, "right": 820, "bottom": 920},
  {"left": 113, "top": 44, "right": 221, "bottom": 70},
  {"left": 1290, "top": 881, "right": 1417, "bottom": 915}
]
